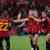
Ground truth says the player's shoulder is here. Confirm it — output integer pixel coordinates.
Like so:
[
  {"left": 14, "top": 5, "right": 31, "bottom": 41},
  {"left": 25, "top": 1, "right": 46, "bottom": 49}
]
[{"left": 0, "top": 18, "right": 8, "bottom": 23}]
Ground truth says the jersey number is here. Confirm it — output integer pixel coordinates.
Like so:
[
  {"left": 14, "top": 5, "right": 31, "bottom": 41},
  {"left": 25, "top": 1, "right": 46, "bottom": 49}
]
[{"left": 0, "top": 23, "right": 8, "bottom": 31}]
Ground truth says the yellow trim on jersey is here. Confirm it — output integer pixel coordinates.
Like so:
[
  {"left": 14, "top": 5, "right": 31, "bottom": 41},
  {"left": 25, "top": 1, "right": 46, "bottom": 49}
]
[{"left": 0, "top": 22, "right": 8, "bottom": 31}]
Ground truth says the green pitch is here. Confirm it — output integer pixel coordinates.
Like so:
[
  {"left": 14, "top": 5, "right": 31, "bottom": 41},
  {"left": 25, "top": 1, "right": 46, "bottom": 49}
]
[
  {"left": 10, "top": 35, "right": 31, "bottom": 50},
  {"left": 38, "top": 35, "right": 46, "bottom": 50},
  {"left": 10, "top": 35, "right": 46, "bottom": 50}
]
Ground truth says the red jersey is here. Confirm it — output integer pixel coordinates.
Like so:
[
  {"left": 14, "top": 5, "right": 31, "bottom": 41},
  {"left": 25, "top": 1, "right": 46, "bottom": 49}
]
[
  {"left": 0, "top": 18, "right": 11, "bottom": 38},
  {"left": 26, "top": 18, "right": 40, "bottom": 33},
  {"left": 48, "top": 19, "right": 50, "bottom": 33},
  {"left": 40, "top": 17, "right": 48, "bottom": 33}
]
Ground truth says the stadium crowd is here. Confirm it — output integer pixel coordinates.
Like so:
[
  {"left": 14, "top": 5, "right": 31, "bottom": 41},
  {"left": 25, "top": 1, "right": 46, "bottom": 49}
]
[{"left": 0, "top": 0, "right": 50, "bottom": 50}]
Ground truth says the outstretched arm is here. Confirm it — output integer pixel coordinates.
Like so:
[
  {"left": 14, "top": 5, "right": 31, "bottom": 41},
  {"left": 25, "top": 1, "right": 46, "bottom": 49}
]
[
  {"left": 31, "top": 16, "right": 46, "bottom": 22},
  {"left": 13, "top": 18, "right": 29, "bottom": 23},
  {"left": 31, "top": 16, "right": 41, "bottom": 22}
]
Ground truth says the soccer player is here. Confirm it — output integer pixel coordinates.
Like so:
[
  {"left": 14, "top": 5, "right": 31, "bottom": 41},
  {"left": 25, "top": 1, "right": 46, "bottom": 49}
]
[
  {"left": 46, "top": 16, "right": 50, "bottom": 50},
  {"left": 41, "top": 11, "right": 48, "bottom": 34},
  {"left": 0, "top": 18, "right": 10, "bottom": 50},
  {"left": 41, "top": 11, "right": 50, "bottom": 50},
  {"left": 26, "top": 9, "right": 40, "bottom": 50}
]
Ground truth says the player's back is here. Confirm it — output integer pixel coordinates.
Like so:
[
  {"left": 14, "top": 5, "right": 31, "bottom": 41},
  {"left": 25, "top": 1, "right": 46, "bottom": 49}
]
[{"left": 0, "top": 18, "right": 10, "bottom": 38}]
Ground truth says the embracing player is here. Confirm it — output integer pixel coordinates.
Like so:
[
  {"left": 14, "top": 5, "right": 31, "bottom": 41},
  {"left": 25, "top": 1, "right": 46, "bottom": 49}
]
[
  {"left": 40, "top": 11, "right": 50, "bottom": 50},
  {"left": 46, "top": 14, "right": 50, "bottom": 50},
  {"left": 24, "top": 9, "right": 41, "bottom": 50}
]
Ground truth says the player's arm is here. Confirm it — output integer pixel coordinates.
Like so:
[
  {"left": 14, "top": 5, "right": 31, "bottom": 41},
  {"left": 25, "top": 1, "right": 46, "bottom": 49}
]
[
  {"left": 13, "top": 18, "right": 29, "bottom": 23},
  {"left": 31, "top": 16, "right": 46, "bottom": 22},
  {"left": 17, "top": 12, "right": 21, "bottom": 20},
  {"left": 18, "top": 22, "right": 25, "bottom": 27},
  {"left": 41, "top": 18, "right": 46, "bottom": 22},
  {"left": 31, "top": 16, "right": 41, "bottom": 22},
  {"left": 47, "top": 17, "right": 50, "bottom": 20}
]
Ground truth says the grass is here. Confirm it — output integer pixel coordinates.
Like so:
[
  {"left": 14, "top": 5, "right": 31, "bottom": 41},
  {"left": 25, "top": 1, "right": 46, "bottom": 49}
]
[
  {"left": 10, "top": 35, "right": 46, "bottom": 50},
  {"left": 38, "top": 35, "right": 46, "bottom": 50}
]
